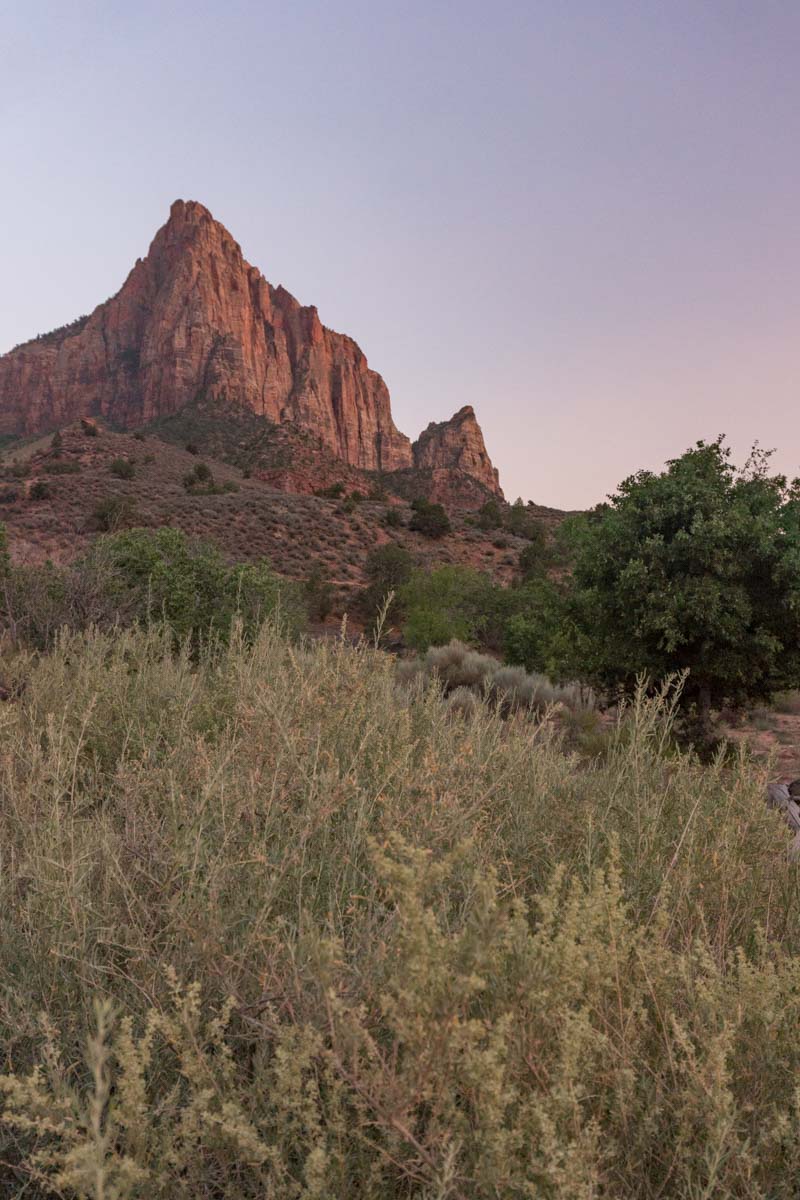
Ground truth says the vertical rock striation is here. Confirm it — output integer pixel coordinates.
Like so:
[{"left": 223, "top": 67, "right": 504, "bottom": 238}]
[{"left": 0, "top": 200, "right": 502, "bottom": 492}]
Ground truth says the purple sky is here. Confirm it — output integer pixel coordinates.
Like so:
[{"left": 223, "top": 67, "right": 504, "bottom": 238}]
[{"left": 2, "top": 1, "right": 799, "bottom": 508}]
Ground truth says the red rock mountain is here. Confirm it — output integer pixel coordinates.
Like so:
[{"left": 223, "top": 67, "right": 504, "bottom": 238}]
[
  {"left": 412, "top": 406, "right": 502, "bottom": 496},
  {"left": 0, "top": 200, "right": 502, "bottom": 492}
]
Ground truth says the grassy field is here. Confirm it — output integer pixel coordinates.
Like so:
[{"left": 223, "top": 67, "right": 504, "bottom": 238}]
[{"left": 1, "top": 624, "right": 799, "bottom": 1197}]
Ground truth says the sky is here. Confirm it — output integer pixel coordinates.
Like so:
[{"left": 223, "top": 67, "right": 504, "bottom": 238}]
[{"left": 2, "top": 0, "right": 799, "bottom": 509}]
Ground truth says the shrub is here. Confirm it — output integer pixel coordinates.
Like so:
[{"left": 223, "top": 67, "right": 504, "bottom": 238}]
[
  {"left": 185, "top": 442, "right": 200, "bottom": 455},
  {"left": 362, "top": 543, "right": 414, "bottom": 623},
  {"left": 315, "top": 481, "right": 345, "bottom": 499},
  {"left": 44, "top": 459, "right": 81, "bottom": 474},
  {"left": 518, "top": 530, "right": 550, "bottom": 579},
  {"left": 0, "top": 487, "right": 18, "bottom": 505},
  {"left": 304, "top": 561, "right": 336, "bottom": 621},
  {"left": 383, "top": 506, "right": 403, "bottom": 528},
  {"left": 91, "top": 495, "right": 139, "bottom": 532},
  {"left": 92, "top": 527, "right": 303, "bottom": 646},
  {"left": 477, "top": 498, "right": 503, "bottom": 529},
  {"left": 409, "top": 497, "right": 451, "bottom": 539},
  {"left": 183, "top": 462, "right": 225, "bottom": 493},
  {"left": 133, "top": 430, "right": 146, "bottom": 442},
  {"left": 400, "top": 565, "right": 510, "bottom": 652},
  {"left": 50, "top": 429, "right": 63, "bottom": 453},
  {"left": 28, "top": 480, "right": 50, "bottom": 501},
  {"left": 110, "top": 457, "right": 136, "bottom": 479}
]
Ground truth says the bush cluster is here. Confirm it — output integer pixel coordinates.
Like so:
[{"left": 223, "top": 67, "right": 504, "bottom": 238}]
[
  {"left": 0, "top": 523, "right": 303, "bottom": 651},
  {"left": 397, "top": 638, "right": 592, "bottom": 714},
  {"left": 183, "top": 462, "right": 239, "bottom": 495},
  {"left": 409, "top": 496, "right": 451, "bottom": 538}
]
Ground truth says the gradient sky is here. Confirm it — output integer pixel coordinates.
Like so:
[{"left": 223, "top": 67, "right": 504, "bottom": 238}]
[{"left": 2, "top": 1, "right": 799, "bottom": 508}]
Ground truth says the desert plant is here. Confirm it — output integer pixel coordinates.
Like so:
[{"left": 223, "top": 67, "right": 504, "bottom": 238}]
[
  {"left": 44, "top": 459, "right": 81, "bottom": 474},
  {"left": 304, "top": 561, "right": 336, "bottom": 621},
  {"left": 28, "top": 480, "right": 50, "bottom": 501},
  {"left": 91, "top": 495, "right": 139, "bottom": 532},
  {"left": 110, "top": 457, "right": 136, "bottom": 480},
  {"left": 409, "top": 496, "right": 451, "bottom": 539},
  {"left": 315, "top": 481, "right": 345, "bottom": 499}
]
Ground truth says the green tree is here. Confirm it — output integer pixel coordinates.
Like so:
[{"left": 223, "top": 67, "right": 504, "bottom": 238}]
[
  {"left": 400, "top": 565, "right": 509, "bottom": 652},
  {"left": 503, "top": 577, "right": 572, "bottom": 678},
  {"left": 564, "top": 439, "right": 800, "bottom": 718},
  {"left": 93, "top": 527, "right": 300, "bottom": 645},
  {"left": 409, "top": 498, "right": 451, "bottom": 539},
  {"left": 362, "top": 543, "right": 414, "bottom": 623},
  {"left": 517, "top": 526, "right": 550, "bottom": 580}
]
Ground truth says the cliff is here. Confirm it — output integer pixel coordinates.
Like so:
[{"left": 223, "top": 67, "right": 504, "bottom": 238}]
[{"left": 0, "top": 201, "right": 501, "bottom": 492}]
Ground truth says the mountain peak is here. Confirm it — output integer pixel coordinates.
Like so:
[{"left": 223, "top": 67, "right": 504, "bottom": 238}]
[
  {"left": 413, "top": 408, "right": 502, "bottom": 497},
  {"left": 0, "top": 206, "right": 501, "bottom": 494}
]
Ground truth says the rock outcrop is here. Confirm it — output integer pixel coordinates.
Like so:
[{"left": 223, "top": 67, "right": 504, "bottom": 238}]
[
  {"left": 412, "top": 406, "right": 502, "bottom": 497},
  {"left": 0, "top": 201, "right": 501, "bottom": 490}
]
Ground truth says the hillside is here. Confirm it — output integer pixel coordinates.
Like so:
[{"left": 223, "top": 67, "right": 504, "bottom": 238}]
[{"left": 0, "top": 418, "right": 564, "bottom": 609}]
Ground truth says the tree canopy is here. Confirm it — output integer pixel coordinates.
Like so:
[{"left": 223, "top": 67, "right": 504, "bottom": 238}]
[{"left": 564, "top": 439, "right": 800, "bottom": 712}]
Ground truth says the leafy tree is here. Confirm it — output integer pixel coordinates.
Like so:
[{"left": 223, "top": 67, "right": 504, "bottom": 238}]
[
  {"left": 362, "top": 543, "right": 414, "bottom": 623},
  {"left": 517, "top": 526, "right": 550, "bottom": 580},
  {"left": 304, "top": 562, "right": 336, "bottom": 621},
  {"left": 409, "top": 497, "right": 451, "bottom": 539},
  {"left": 476, "top": 499, "right": 503, "bottom": 530},
  {"left": 400, "top": 565, "right": 510, "bottom": 652},
  {"left": 93, "top": 527, "right": 301, "bottom": 645},
  {"left": 503, "top": 577, "right": 573, "bottom": 678},
  {"left": 563, "top": 439, "right": 800, "bottom": 718}
]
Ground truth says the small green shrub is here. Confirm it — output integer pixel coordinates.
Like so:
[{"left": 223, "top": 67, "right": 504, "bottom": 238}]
[
  {"left": 304, "top": 561, "right": 336, "bottom": 621},
  {"left": 315, "top": 481, "right": 345, "bottom": 499},
  {"left": 409, "top": 497, "right": 451, "bottom": 539},
  {"left": 44, "top": 459, "right": 81, "bottom": 475},
  {"left": 28, "top": 480, "right": 50, "bottom": 501},
  {"left": 91, "top": 495, "right": 139, "bottom": 532},
  {"left": 110, "top": 457, "right": 136, "bottom": 480}
]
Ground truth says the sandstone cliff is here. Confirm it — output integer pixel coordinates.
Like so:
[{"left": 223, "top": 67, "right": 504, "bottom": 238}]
[
  {"left": 0, "top": 201, "right": 502, "bottom": 491},
  {"left": 412, "top": 406, "right": 502, "bottom": 497}
]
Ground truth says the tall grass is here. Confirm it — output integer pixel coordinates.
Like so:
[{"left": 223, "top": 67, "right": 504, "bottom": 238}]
[{"left": 0, "top": 624, "right": 799, "bottom": 1197}]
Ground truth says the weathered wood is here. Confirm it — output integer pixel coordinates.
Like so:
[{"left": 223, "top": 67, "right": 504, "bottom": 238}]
[{"left": 767, "top": 781, "right": 800, "bottom": 857}]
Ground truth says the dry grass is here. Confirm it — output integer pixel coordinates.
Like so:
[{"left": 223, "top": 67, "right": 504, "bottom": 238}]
[{"left": 0, "top": 625, "right": 799, "bottom": 1196}]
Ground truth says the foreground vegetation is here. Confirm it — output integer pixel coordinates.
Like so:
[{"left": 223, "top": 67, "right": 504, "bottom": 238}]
[{"left": 1, "top": 622, "right": 799, "bottom": 1198}]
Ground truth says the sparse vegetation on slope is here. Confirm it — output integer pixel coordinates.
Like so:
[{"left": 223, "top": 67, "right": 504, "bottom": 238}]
[{"left": 0, "top": 623, "right": 798, "bottom": 1197}]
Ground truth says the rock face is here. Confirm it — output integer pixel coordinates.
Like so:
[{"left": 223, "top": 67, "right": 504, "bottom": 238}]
[
  {"left": 412, "top": 406, "right": 502, "bottom": 497},
  {"left": 0, "top": 200, "right": 501, "bottom": 490}
]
